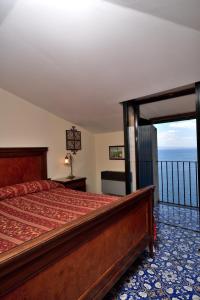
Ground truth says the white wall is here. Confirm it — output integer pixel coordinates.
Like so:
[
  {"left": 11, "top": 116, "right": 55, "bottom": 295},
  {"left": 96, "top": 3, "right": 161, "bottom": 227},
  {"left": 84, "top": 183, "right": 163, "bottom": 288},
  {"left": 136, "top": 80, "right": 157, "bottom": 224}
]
[
  {"left": 95, "top": 131, "right": 125, "bottom": 193},
  {"left": 129, "top": 126, "right": 137, "bottom": 193},
  {"left": 0, "top": 88, "right": 138, "bottom": 195},
  {"left": 0, "top": 88, "right": 96, "bottom": 192}
]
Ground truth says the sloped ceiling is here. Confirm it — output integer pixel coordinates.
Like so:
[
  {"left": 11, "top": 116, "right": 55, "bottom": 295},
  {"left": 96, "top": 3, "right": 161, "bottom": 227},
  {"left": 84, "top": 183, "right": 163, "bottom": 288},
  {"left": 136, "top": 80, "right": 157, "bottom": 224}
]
[
  {"left": 107, "top": 0, "right": 200, "bottom": 31},
  {"left": 140, "top": 94, "right": 196, "bottom": 120},
  {"left": 0, "top": 0, "right": 200, "bottom": 133}
]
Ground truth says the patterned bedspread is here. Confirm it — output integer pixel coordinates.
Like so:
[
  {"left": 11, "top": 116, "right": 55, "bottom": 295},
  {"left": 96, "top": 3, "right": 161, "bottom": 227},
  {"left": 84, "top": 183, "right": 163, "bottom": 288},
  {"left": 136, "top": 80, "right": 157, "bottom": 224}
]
[{"left": 0, "top": 180, "right": 119, "bottom": 254}]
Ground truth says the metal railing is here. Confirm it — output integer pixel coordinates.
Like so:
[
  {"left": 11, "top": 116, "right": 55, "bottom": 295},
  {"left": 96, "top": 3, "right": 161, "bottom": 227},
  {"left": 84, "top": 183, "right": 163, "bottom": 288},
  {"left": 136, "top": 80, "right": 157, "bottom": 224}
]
[{"left": 158, "top": 161, "right": 199, "bottom": 208}]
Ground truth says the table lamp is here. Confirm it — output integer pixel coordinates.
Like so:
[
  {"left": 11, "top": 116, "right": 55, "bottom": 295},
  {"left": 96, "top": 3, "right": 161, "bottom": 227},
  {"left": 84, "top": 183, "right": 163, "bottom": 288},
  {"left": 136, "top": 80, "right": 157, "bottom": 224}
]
[{"left": 64, "top": 153, "right": 75, "bottom": 179}]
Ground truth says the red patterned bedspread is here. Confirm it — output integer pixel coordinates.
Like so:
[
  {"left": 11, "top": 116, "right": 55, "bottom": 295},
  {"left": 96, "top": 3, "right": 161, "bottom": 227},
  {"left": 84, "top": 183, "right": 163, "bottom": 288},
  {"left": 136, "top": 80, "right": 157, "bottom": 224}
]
[{"left": 0, "top": 180, "right": 119, "bottom": 254}]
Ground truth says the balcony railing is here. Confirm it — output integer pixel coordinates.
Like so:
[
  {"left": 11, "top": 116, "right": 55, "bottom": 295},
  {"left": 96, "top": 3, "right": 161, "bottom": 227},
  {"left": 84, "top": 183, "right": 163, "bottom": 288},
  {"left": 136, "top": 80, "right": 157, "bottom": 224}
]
[{"left": 158, "top": 161, "right": 199, "bottom": 208}]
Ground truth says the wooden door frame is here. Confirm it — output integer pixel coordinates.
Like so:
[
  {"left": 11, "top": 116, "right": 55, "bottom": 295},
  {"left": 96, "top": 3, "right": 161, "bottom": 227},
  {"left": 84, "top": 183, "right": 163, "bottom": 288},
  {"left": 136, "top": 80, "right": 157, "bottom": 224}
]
[
  {"left": 123, "top": 82, "right": 200, "bottom": 210},
  {"left": 195, "top": 82, "right": 200, "bottom": 211}
]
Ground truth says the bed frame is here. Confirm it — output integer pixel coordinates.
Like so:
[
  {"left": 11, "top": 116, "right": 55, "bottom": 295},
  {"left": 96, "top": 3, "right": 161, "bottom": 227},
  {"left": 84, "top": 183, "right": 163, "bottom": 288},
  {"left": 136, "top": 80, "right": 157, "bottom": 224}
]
[{"left": 0, "top": 147, "right": 154, "bottom": 300}]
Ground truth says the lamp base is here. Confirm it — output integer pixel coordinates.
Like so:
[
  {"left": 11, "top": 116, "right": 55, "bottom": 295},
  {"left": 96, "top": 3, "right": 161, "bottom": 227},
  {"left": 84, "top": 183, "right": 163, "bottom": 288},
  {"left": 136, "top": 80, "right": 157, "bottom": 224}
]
[{"left": 66, "top": 175, "right": 75, "bottom": 179}]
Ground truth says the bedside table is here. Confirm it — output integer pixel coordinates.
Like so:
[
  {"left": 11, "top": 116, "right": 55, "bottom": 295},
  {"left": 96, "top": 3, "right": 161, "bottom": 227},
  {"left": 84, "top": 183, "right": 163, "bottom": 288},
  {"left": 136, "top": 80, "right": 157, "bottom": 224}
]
[{"left": 54, "top": 177, "right": 86, "bottom": 192}]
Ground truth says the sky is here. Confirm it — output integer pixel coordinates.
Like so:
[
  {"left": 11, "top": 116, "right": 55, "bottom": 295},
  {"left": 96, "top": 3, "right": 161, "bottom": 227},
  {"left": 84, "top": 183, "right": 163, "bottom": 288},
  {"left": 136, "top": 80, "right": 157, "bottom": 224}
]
[{"left": 155, "top": 119, "right": 197, "bottom": 149}]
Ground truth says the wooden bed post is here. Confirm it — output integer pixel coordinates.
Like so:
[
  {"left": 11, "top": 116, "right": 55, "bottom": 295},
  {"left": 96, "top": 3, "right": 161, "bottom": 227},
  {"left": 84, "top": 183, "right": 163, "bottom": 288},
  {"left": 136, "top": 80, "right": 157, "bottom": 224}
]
[{"left": 148, "top": 190, "right": 154, "bottom": 257}]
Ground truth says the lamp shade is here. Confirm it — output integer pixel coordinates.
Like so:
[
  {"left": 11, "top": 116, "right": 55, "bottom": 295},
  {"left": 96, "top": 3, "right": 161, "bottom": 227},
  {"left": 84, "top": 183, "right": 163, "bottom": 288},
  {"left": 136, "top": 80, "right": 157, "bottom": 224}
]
[{"left": 64, "top": 155, "right": 70, "bottom": 165}]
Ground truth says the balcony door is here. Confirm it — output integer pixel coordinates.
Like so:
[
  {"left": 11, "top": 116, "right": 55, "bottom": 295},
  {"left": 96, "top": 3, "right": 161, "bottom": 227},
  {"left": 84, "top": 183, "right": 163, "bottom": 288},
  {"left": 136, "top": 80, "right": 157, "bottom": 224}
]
[{"left": 123, "top": 82, "right": 200, "bottom": 211}]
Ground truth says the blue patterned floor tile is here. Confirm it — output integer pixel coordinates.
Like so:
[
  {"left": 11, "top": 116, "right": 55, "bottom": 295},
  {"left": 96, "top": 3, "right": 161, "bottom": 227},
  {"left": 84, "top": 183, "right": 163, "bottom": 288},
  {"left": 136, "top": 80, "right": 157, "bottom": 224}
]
[
  {"left": 104, "top": 204, "right": 200, "bottom": 300},
  {"left": 154, "top": 203, "right": 200, "bottom": 232}
]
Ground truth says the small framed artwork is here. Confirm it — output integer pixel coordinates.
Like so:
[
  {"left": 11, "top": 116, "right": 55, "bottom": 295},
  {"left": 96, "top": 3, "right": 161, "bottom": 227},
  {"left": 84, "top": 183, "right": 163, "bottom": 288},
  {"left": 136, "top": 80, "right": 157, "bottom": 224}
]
[
  {"left": 66, "top": 126, "right": 81, "bottom": 154},
  {"left": 109, "top": 145, "right": 125, "bottom": 160}
]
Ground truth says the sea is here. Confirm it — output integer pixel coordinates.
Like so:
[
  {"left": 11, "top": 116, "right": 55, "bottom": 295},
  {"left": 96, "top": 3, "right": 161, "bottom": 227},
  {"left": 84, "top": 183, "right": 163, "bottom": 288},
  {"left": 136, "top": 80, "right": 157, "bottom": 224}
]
[
  {"left": 158, "top": 148, "right": 197, "bottom": 162},
  {"left": 157, "top": 148, "right": 198, "bottom": 207}
]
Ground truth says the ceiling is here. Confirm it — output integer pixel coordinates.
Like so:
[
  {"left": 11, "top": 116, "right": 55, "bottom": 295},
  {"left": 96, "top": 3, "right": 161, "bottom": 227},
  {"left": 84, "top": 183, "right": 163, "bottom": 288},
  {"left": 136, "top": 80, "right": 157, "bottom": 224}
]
[
  {"left": 140, "top": 94, "right": 196, "bottom": 120},
  {"left": 0, "top": 0, "right": 200, "bottom": 133},
  {"left": 107, "top": 0, "right": 200, "bottom": 32}
]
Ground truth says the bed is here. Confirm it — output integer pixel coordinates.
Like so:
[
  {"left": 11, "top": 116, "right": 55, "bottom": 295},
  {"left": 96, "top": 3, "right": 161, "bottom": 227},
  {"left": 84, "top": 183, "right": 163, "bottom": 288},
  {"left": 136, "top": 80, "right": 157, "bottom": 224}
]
[{"left": 0, "top": 147, "right": 154, "bottom": 300}]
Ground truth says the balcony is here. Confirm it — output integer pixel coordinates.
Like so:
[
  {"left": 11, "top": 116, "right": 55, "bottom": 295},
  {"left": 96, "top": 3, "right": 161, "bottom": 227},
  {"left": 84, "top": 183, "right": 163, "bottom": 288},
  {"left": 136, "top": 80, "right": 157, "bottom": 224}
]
[{"left": 158, "top": 160, "right": 199, "bottom": 208}]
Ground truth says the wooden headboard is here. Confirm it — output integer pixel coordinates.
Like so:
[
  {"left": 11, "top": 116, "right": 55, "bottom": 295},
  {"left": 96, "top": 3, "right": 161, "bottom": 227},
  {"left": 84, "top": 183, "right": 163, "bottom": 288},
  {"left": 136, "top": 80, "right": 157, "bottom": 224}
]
[{"left": 0, "top": 147, "right": 48, "bottom": 188}]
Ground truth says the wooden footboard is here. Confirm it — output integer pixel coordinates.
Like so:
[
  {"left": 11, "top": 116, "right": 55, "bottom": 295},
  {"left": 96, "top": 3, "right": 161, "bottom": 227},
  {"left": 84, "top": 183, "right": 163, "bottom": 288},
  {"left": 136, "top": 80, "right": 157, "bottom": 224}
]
[{"left": 0, "top": 186, "right": 154, "bottom": 300}]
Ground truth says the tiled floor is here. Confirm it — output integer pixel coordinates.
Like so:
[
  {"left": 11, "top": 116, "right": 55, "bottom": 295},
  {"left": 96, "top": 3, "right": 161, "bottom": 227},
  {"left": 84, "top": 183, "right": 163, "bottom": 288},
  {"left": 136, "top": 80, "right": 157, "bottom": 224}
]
[
  {"left": 104, "top": 204, "right": 200, "bottom": 300},
  {"left": 154, "top": 204, "right": 200, "bottom": 232}
]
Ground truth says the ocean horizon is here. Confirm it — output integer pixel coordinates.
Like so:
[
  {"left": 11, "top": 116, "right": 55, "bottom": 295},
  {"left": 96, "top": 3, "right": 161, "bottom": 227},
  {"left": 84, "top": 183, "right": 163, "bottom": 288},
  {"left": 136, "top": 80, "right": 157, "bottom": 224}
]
[{"left": 158, "top": 147, "right": 197, "bottom": 161}]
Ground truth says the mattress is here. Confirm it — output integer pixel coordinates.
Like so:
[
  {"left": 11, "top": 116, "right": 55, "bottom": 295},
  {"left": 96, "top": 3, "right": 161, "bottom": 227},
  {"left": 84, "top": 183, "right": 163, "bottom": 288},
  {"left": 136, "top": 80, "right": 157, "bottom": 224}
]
[{"left": 0, "top": 180, "right": 119, "bottom": 254}]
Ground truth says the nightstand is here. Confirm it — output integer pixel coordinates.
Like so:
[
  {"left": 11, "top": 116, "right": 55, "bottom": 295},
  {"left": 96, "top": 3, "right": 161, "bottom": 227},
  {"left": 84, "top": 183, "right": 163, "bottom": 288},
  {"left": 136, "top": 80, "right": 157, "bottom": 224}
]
[{"left": 54, "top": 177, "right": 86, "bottom": 192}]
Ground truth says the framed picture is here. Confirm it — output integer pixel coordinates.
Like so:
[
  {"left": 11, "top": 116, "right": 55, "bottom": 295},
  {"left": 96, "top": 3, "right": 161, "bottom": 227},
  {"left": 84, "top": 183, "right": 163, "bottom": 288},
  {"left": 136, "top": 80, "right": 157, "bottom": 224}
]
[
  {"left": 66, "top": 126, "right": 81, "bottom": 154},
  {"left": 109, "top": 145, "right": 125, "bottom": 160}
]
